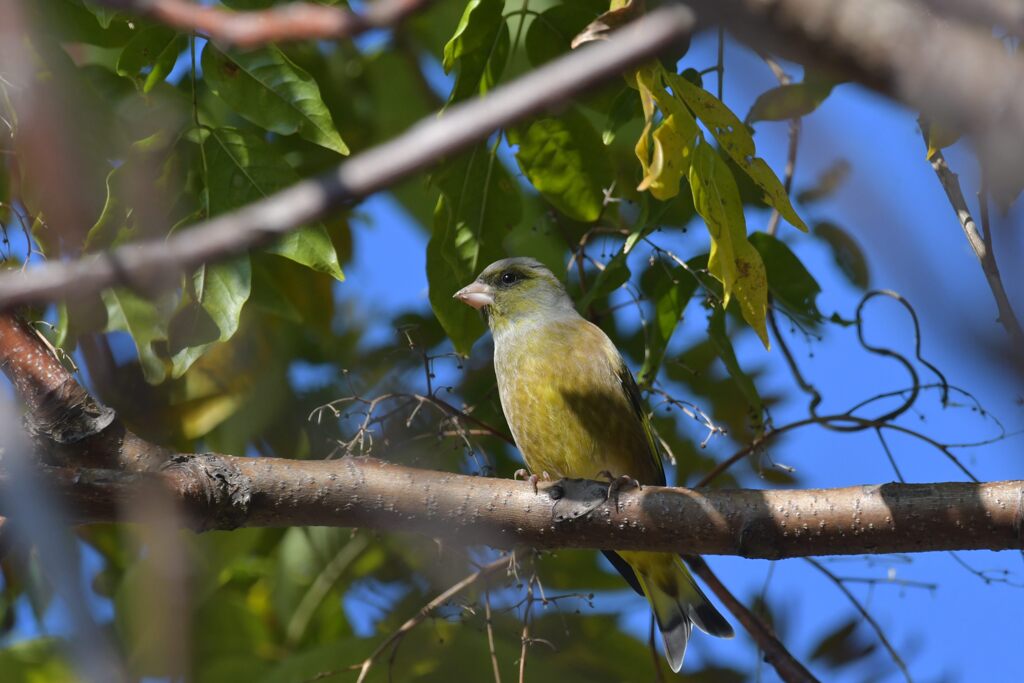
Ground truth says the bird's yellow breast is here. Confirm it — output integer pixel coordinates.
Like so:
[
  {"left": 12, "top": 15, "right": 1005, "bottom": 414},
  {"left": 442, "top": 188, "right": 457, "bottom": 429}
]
[{"left": 494, "top": 318, "right": 661, "bottom": 483}]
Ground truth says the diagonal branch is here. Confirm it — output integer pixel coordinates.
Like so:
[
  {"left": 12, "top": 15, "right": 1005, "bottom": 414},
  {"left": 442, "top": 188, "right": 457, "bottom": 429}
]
[
  {"left": 924, "top": 144, "right": 1024, "bottom": 348},
  {"left": 96, "top": 0, "right": 436, "bottom": 48},
  {"left": 0, "top": 5, "right": 695, "bottom": 312},
  {"left": 685, "top": 556, "right": 819, "bottom": 683}
]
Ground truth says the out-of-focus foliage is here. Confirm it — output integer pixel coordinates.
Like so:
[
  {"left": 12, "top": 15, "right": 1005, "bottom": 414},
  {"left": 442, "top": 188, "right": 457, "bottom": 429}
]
[{"left": 0, "top": 0, "right": 944, "bottom": 681}]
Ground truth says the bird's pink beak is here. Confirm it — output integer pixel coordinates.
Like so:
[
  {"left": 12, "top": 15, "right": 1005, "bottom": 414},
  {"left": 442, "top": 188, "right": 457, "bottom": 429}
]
[{"left": 453, "top": 281, "right": 495, "bottom": 310}]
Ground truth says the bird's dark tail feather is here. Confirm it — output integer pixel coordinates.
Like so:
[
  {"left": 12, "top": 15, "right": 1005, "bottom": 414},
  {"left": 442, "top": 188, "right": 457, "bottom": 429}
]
[{"left": 636, "top": 557, "right": 734, "bottom": 673}]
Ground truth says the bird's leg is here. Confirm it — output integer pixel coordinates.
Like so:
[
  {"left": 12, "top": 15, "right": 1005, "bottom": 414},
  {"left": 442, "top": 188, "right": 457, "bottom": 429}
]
[
  {"left": 514, "top": 468, "right": 550, "bottom": 494},
  {"left": 596, "top": 470, "right": 641, "bottom": 511}
]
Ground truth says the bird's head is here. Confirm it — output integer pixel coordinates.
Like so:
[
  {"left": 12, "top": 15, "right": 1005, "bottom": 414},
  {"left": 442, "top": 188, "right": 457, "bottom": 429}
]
[{"left": 453, "top": 257, "right": 575, "bottom": 331}]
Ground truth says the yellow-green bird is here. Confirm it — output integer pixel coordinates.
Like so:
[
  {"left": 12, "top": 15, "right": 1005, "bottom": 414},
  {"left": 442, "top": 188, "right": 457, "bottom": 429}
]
[{"left": 455, "top": 257, "right": 733, "bottom": 672}]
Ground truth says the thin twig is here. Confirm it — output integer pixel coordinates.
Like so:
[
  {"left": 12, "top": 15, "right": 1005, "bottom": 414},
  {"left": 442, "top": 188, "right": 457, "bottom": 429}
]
[
  {"left": 925, "top": 142, "right": 1024, "bottom": 349},
  {"left": 351, "top": 555, "right": 511, "bottom": 683},
  {"left": 804, "top": 558, "right": 912, "bottom": 683},
  {"left": 484, "top": 585, "right": 503, "bottom": 683},
  {"left": 517, "top": 574, "right": 536, "bottom": 683}
]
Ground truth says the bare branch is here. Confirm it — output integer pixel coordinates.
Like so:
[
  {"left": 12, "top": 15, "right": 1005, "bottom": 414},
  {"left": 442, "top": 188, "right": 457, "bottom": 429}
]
[
  {"left": 352, "top": 555, "right": 511, "bottom": 683},
  {"left": 924, "top": 144, "right": 1024, "bottom": 348},
  {"left": 5, "top": 458, "right": 1022, "bottom": 558},
  {"left": 0, "top": 5, "right": 696, "bottom": 311},
  {"left": 0, "top": 311, "right": 170, "bottom": 471},
  {"left": 96, "top": 0, "right": 435, "bottom": 48}
]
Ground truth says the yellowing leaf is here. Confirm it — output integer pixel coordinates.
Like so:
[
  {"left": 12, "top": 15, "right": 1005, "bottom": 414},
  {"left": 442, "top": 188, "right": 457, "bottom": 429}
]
[
  {"left": 637, "top": 113, "right": 698, "bottom": 200},
  {"left": 667, "top": 71, "right": 807, "bottom": 232},
  {"left": 689, "top": 141, "right": 769, "bottom": 348},
  {"left": 921, "top": 117, "right": 961, "bottom": 160}
]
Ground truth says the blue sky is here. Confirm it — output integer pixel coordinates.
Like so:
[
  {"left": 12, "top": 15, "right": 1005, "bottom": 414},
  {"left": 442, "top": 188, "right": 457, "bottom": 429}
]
[{"left": 3, "top": 18, "right": 1023, "bottom": 683}]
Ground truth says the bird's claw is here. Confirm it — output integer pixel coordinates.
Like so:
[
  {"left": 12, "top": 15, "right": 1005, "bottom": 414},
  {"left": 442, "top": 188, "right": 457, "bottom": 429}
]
[
  {"left": 514, "top": 468, "right": 550, "bottom": 494},
  {"left": 602, "top": 473, "right": 641, "bottom": 511}
]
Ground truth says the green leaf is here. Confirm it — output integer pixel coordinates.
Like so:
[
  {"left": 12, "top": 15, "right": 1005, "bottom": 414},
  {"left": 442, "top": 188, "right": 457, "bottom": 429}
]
[
  {"left": 116, "top": 25, "right": 187, "bottom": 93},
  {"left": 576, "top": 246, "right": 630, "bottom": 313},
  {"left": 813, "top": 221, "right": 870, "bottom": 289},
  {"left": 747, "top": 82, "right": 834, "bottom": 123},
  {"left": 689, "top": 141, "right": 769, "bottom": 348},
  {"left": 707, "top": 306, "right": 763, "bottom": 415},
  {"left": 666, "top": 71, "right": 807, "bottom": 232},
  {"left": 194, "top": 257, "right": 252, "bottom": 342},
  {"left": 103, "top": 288, "right": 171, "bottom": 384},
  {"left": 749, "top": 232, "right": 823, "bottom": 326},
  {"left": 265, "top": 226, "right": 345, "bottom": 281},
  {"left": 602, "top": 85, "right": 641, "bottom": 145},
  {"left": 510, "top": 107, "right": 612, "bottom": 222},
  {"left": 170, "top": 256, "right": 252, "bottom": 379},
  {"left": 201, "top": 43, "right": 348, "bottom": 155},
  {"left": 442, "top": 0, "right": 504, "bottom": 72},
  {"left": 29, "top": 0, "right": 134, "bottom": 47},
  {"left": 202, "top": 127, "right": 344, "bottom": 280},
  {"left": 442, "top": 0, "right": 509, "bottom": 102},
  {"left": 524, "top": 1, "right": 606, "bottom": 67},
  {"left": 0, "top": 638, "right": 74, "bottom": 683},
  {"left": 428, "top": 144, "right": 522, "bottom": 354},
  {"left": 638, "top": 262, "right": 700, "bottom": 384}
]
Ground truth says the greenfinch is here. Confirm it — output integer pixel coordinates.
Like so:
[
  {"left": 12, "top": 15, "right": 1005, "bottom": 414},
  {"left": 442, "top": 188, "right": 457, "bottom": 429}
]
[{"left": 455, "top": 257, "right": 733, "bottom": 672}]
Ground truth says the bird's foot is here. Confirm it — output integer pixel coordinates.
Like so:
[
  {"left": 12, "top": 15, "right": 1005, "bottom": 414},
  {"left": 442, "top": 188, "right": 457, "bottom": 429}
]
[
  {"left": 598, "top": 472, "right": 641, "bottom": 511},
  {"left": 514, "top": 468, "right": 550, "bottom": 494}
]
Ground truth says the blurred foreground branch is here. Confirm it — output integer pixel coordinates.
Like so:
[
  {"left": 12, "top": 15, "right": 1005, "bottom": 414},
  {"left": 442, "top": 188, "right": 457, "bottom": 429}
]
[
  {"left": 2, "top": 458, "right": 1020, "bottom": 558},
  {"left": 96, "top": 0, "right": 435, "bottom": 48},
  {"left": 686, "top": 0, "right": 1024, "bottom": 201},
  {"left": 0, "top": 5, "right": 695, "bottom": 311}
]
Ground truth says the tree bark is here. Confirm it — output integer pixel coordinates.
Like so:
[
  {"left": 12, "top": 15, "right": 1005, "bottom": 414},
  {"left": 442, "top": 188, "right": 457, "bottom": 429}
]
[{"left": 5, "top": 456, "right": 1020, "bottom": 559}]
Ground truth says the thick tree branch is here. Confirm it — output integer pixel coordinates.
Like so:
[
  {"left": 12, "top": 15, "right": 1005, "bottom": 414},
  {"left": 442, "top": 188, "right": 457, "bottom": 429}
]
[
  {"left": 96, "top": 0, "right": 435, "bottom": 48},
  {"left": 0, "top": 5, "right": 695, "bottom": 311},
  {"left": 686, "top": 0, "right": 1024, "bottom": 200},
  {"left": 0, "top": 312, "right": 169, "bottom": 470},
  {"left": 6, "top": 457, "right": 1021, "bottom": 558}
]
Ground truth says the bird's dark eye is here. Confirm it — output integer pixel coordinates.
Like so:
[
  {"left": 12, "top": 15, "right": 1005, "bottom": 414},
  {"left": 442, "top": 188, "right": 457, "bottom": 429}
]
[{"left": 500, "top": 270, "right": 521, "bottom": 285}]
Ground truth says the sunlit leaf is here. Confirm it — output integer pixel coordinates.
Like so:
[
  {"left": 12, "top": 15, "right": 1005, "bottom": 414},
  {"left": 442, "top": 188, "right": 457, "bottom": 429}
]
[
  {"left": 667, "top": 71, "right": 807, "bottom": 232},
  {"left": 510, "top": 107, "right": 612, "bottom": 222},
  {"left": 202, "top": 43, "right": 348, "bottom": 155},
  {"left": 637, "top": 112, "right": 698, "bottom": 200},
  {"left": 103, "top": 287, "right": 172, "bottom": 384},
  {"left": 689, "top": 141, "right": 769, "bottom": 348},
  {"left": 202, "top": 127, "right": 344, "bottom": 280},
  {"left": 442, "top": 0, "right": 509, "bottom": 102}
]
